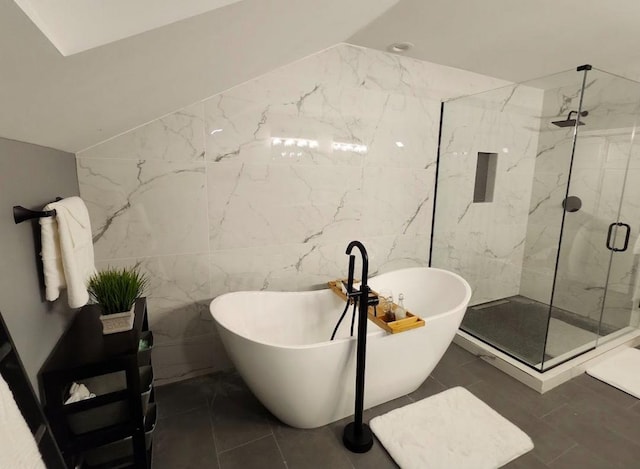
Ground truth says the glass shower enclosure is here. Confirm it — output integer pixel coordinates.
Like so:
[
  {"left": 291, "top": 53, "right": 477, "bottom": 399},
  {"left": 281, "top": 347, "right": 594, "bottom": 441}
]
[{"left": 430, "top": 65, "right": 640, "bottom": 371}]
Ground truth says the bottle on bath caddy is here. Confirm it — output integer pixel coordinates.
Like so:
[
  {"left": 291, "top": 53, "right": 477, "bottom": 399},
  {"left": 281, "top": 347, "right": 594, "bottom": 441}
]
[
  {"left": 382, "top": 292, "right": 396, "bottom": 322},
  {"left": 395, "top": 293, "right": 407, "bottom": 320}
]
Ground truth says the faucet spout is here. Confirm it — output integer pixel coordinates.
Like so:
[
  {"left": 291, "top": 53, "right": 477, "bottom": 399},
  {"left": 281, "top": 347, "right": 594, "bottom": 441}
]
[
  {"left": 345, "top": 241, "right": 368, "bottom": 277},
  {"left": 345, "top": 240, "right": 369, "bottom": 291}
]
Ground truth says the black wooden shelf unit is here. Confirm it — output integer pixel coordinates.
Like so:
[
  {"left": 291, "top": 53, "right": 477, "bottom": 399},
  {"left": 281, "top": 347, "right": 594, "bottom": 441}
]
[
  {"left": 40, "top": 298, "right": 155, "bottom": 469},
  {"left": 0, "top": 311, "right": 66, "bottom": 468}
]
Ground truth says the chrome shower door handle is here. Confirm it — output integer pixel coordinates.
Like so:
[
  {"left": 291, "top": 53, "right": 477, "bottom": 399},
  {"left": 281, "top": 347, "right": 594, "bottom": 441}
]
[{"left": 606, "top": 222, "right": 631, "bottom": 252}]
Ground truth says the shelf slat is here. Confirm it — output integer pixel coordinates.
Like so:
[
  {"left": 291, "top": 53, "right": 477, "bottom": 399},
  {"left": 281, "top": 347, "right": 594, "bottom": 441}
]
[
  {"left": 34, "top": 424, "right": 47, "bottom": 444},
  {"left": 0, "top": 341, "right": 12, "bottom": 364},
  {"left": 66, "top": 422, "right": 135, "bottom": 452}
]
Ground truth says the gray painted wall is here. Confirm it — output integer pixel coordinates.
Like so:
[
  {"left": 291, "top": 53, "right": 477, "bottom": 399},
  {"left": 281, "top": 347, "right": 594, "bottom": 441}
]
[{"left": 0, "top": 137, "right": 79, "bottom": 389}]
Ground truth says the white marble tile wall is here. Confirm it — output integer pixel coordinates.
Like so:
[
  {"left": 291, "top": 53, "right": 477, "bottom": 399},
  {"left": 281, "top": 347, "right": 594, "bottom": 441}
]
[
  {"left": 431, "top": 84, "right": 544, "bottom": 305},
  {"left": 76, "top": 43, "right": 511, "bottom": 381},
  {"left": 519, "top": 72, "right": 592, "bottom": 308}
]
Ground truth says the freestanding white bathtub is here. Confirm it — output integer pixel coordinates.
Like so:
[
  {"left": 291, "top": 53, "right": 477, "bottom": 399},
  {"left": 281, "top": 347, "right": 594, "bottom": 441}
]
[{"left": 210, "top": 267, "right": 471, "bottom": 428}]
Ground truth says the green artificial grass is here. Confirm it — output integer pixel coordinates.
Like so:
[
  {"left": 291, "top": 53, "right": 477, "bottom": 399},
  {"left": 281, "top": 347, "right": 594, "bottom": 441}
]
[{"left": 87, "top": 267, "right": 148, "bottom": 315}]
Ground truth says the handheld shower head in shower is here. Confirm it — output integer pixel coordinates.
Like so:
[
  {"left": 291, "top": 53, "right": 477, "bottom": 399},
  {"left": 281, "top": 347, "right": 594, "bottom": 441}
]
[{"left": 552, "top": 110, "right": 589, "bottom": 128}]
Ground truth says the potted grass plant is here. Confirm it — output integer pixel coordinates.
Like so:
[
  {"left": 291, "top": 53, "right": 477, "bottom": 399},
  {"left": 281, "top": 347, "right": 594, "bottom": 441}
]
[{"left": 87, "top": 267, "right": 148, "bottom": 335}]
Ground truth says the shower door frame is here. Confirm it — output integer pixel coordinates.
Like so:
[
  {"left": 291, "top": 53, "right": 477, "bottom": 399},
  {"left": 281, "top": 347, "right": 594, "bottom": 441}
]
[{"left": 539, "top": 65, "right": 595, "bottom": 371}]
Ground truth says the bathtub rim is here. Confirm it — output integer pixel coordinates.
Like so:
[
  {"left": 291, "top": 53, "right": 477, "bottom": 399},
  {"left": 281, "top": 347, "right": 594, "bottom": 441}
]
[
  {"left": 210, "top": 266, "right": 472, "bottom": 351},
  {"left": 211, "top": 289, "right": 386, "bottom": 351},
  {"left": 368, "top": 267, "right": 472, "bottom": 313}
]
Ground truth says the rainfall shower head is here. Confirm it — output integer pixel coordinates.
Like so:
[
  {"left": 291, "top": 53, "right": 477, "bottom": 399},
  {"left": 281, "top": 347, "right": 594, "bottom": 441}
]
[{"left": 552, "top": 110, "right": 589, "bottom": 128}]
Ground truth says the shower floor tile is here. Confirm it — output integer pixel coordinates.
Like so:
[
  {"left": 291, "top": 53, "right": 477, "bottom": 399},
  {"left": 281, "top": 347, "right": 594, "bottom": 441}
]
[
  {"left": 152, "top": 343, "right": 640, "bottom": 469},
  {"left": 462, "top": 295, "right": 619, "bottom": 367}
]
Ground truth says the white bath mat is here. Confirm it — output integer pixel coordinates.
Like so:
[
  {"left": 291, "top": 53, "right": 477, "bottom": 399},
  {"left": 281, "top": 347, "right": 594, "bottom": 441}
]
[
  {"left": 586, "top": 347, "right": 640, "bottom": 399},
  {"left": 370, "top": 387, "right": 534, "bottom": 469}
]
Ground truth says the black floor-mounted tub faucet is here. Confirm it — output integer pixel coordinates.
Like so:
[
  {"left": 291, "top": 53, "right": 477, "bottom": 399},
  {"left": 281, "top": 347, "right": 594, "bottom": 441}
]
[{"left": 343, "top": 240, "right": 378, "bottom": 453}]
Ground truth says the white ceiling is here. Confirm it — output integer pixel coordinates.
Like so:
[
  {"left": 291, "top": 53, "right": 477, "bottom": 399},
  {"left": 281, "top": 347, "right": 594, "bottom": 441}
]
[
  {"left": 349, "top": 0, "right": 640, "bottom": 83},
  {"left": 4, "top": 0, "right": 640, "bottom": 154},
  {"left": 13, "top": 0, "right": 244, "bottom": 56},
  {"left": 0, "top": 0, "right": 397, "bottom": 152}
]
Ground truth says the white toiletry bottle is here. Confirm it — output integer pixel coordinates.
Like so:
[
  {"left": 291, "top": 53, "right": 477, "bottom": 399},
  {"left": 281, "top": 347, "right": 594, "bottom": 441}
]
[{"left": 395, "top": 293, "right": 407, "bottom": 319}]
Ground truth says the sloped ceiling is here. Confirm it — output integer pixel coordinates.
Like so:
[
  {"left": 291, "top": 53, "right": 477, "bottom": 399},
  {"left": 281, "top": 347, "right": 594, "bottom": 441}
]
[
  {"left": 0, "top": 0, "right": 398, "bottom": 152},
  {"left": 349, "top": 0, "right": 640, "bottom": 84},
  {"left": 13, "top": 0, "right": 245, "bottom": 55},
  {"left": 8, "top": 0, "right": 639, "bottom": 154}
]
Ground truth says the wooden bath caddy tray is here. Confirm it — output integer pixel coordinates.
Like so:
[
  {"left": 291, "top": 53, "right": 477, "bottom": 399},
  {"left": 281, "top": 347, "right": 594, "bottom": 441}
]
[{"left": 328, "top": 279, "right": 425, "bottom": 334}]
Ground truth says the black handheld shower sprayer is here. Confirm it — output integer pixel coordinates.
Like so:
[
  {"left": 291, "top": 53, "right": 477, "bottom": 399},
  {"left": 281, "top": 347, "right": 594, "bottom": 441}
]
[
  {"left": 346, "top": 252, "right": 357, "bottom": 299},
  {"left": 329, "top": 253, "right": 359, "bottom": 341}
]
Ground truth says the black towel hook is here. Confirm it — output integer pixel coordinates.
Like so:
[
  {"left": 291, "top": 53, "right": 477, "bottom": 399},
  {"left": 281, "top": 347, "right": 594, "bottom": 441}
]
[{"left": 13, "top": 197, "right": 63, "bottom": 224}]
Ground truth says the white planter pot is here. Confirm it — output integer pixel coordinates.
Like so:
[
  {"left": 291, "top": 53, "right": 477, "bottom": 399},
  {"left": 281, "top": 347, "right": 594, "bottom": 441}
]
[{"left": 99, "top": 306, "right": 135, "bottom": 335}]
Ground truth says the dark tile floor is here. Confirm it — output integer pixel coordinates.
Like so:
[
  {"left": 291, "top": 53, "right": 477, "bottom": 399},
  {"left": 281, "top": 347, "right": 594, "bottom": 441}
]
[{"left": 152, "top": 344, "right": 640, "bottom": 469}]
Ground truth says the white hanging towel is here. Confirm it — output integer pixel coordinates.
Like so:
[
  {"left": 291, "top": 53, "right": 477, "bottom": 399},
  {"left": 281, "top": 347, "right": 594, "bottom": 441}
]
[
  {"left": 40, "top": 196, "right": 96, "bottom": 308},
  {"left": 0, "top": 374, "right": 46, "bottom": 469}
]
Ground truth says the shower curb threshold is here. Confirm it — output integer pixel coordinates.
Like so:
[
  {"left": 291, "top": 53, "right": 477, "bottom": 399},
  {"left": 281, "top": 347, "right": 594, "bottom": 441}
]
[{"left": 453, "top": 329, "right": 640, "bottom": 393}]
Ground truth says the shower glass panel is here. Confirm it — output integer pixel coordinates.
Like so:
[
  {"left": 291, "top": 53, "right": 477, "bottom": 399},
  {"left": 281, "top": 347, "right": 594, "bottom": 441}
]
[
  {"left": 542, "top": 68, "right": 624, "bottom": 368},
  {"left": 542, "top": 69, "right": 640, "bottom": 369},
  {"left": 581, "top": 70, "right": 640, "bottom": 350},
  {"left": 431, "top": 66, "right": 640, "bottom": 372}
]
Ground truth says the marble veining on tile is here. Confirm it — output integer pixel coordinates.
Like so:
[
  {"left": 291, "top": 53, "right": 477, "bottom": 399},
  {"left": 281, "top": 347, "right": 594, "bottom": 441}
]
[
  {"left": 78, "top": 158, "right": 208, "bottom": 260},
  {"left": 208, "top": 162, "right": 362, "bottom": 250},
  {"left": 76, "top": 43, "right": 519, "bottom": 379},
  {"left": 432, "top": 84, "right": 543, "bottom": 305},
  {"left": 96, "top": 253, "right": 213, "bottom": 343},
  {"left": 78, "top": 102, "right": 205, "bottom": 162}
]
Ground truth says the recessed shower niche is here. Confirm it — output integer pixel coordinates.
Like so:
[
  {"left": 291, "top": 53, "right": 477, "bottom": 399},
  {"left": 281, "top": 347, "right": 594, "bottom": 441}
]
[
  {"left": 430, "top": 65, "right": 640, "bottom": 379},
  {"left": 473, "top": 152, "right": 497, "bottom": 203}
]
